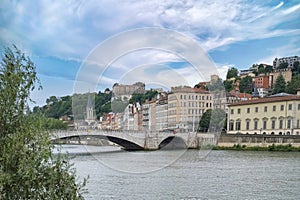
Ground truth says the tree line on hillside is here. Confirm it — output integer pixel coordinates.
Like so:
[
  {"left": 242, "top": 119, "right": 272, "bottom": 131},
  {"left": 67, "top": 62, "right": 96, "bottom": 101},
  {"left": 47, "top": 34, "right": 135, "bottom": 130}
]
[
  {"left": 33, "top": 88, "right": 158, "bottom": 120},
  {"left": 222, "top": 62, "right": 300, "bottom": 94}
]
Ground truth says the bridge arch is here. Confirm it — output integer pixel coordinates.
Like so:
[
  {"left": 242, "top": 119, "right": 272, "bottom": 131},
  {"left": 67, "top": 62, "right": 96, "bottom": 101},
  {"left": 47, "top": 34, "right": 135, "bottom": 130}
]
[
  {"left": 53, "top": 134, "right": 144, "bottom": 150},
  {"left": 158, "top": 136, "right": 187, "bottom": 149}
]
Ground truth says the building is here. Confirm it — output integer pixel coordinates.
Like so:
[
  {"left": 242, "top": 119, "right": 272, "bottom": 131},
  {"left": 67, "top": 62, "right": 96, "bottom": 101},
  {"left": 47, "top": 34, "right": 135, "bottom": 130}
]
[
  {"left": 141, "top": 93, "right": 168, "bottom": 131},
  {"left": 167, "top": 86, "right": 213, "bottom": 132},
  {"left": 227, "top": 92, "right": 300, "bottom": 135},
  {"left": 253, "top": 74, "right": 270, "bottom": 89},
  {"left": 269, "top": 68, "right": 292, "bottom": 88},
  {"left": 273, "top": 56, "right": 300, "bottom": 68},
  {"left": 112, "top": 82, "right": 145, "bottom": 100}
]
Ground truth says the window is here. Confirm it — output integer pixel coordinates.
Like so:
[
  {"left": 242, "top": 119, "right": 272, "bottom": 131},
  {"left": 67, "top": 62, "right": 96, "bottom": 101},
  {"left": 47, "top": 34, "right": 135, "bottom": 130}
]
[
  {"left": 279, "top": 119, "right": 283, "bottom": 129},
  {"left": 287, "top": 119, "right": 291, "bottom": 129},
  {"left": 238, "top": 108, "right": 241, "bottom": 114},
  {"left": 254, "top": 121, "right": 258, "bottom": 130},
  {"left": 273, "top": 105, "right": 276, "bottom": 111},
  {"left": 272, "top": 120, "right": 276, "bottom": 129},
  {"left": 280, "top": 105, "right": 284, "bottom": 111},
  {"left": 255, "top": 107, "right": 258, "bottom": 113},
  {"left": 229, "top": 121, "right": 234, "bottom": 131},
  {"left": 297, "top": 120, "right": 300, "bottom": 128},
  {"left": 247, "top": 108, "right": 250, "bottom": 113},
  {"left": 236, "top": 121, "right": 241, "bottom": 131},
  {"left": 263, "top": 120, "right": 267, "bottom": 129},
  {"left": 264, "top": 106, "right": 268, "bottom": 112},
  {"left": 288, "top": 104, "right": 292, "bottom": 110},
  {"left": 231, "top": 109, "right": 234, "bottom": 114},
  {"left": 298, "top": 104, "right": 300, "bottom": 110},
  {"left": 246, "top": 121, "right": 250, "bottom": 130}
]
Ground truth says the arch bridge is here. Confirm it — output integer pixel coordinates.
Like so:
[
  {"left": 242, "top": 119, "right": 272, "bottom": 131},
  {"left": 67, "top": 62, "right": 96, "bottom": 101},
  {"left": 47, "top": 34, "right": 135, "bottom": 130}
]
[{"left": 51, "top": 130, "right": 203, "bottom": 150}]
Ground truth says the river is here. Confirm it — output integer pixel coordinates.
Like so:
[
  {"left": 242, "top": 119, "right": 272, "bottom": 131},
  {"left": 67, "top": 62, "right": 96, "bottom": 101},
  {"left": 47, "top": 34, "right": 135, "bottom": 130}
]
[{"left": 58, "top": 145, "right": 300, "bottom": 200}]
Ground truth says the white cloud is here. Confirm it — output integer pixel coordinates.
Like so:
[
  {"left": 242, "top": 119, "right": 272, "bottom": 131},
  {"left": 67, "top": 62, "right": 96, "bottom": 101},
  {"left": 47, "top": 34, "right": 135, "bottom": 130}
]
[{"left": 1, "top": 0, "right": 299, "bottom": 60}]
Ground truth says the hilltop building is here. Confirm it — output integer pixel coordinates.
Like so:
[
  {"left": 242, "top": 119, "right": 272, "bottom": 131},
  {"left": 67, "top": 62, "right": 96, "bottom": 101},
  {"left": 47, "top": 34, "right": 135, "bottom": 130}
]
[
  {"left": 273, "top": 56, "right": 300, "bottom": 68},
  {"left": 112, "top": 82, "right": 145, "bottom": 100},
  {"left": 227, "top": 91, "right": 300, "bottom": 135}
]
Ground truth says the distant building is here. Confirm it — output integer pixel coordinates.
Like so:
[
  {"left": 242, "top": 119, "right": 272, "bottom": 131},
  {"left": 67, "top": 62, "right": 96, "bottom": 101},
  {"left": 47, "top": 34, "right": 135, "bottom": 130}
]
[
  {"left": 122, "top": 103, "right": 142, "bottom": 130},
  {"left": 269, "top": 68, "right": 292, "bottom": 88},
  {"left": 112, "top": 82, "right": 145, "bottom": 100},
  {"left": 85, "top": 93, "right": 96, "bottom": 126},
  {"left": 167, "top": 86, "right": 213, "bottom": 132},
  {"left": 253, "top": 74, "right": 270, "bottom": 89},
  {"left": 273, "top": 56, "right": 300, "bottom": 68},
  {"left": 227, "top": 92, "right": 300, "bottom": 135}
]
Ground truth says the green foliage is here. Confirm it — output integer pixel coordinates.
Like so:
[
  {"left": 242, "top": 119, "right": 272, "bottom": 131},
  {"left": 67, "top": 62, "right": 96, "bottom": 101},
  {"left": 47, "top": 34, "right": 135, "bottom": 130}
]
[
  {"left": 129, "top": 89, "right": 158, "bottom": 104},
  {"left": 198, "top": 108, "right": 226, "bottom": 132},
  {"left": 239, "top": 76, "right": 253, "bottom": 93},
  {"left": 286, "top": 74, "right": 300, "bottom": 94},
  {"left": 223, "top": 80, "right": 234, "bottom": 92},
  {"left": 111, "top": 99, "right": 128, "bottom": 113},
  {"left": 226, "top": 67, "right": 238, "bottom": 79},
  {"left": 35, "top": 91, "right": 112, "bottom": 120},
  {"left": 265, "top": 65, "right": 273, "bottom": 73},
  {"left": 273, "top": 74, "right": 286, "bottom": 94},
  {"left": 278, "top": 62, "right": 288, "bottom": 69},
  {"left": 0, "top": 45, "right": 86, "bottom": 199},
  {"left": 42, "top": 117, "right": 68, "bottom": 130},
  {"left": 292, "top": 61, "right": 300, "bottom": 75}
]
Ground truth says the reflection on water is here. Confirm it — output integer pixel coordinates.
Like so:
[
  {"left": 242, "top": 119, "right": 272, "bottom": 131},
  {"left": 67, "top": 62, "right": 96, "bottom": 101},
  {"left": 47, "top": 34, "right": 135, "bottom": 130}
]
[{"left": 57, "top": 145, "right": 300, "bottom": 200}]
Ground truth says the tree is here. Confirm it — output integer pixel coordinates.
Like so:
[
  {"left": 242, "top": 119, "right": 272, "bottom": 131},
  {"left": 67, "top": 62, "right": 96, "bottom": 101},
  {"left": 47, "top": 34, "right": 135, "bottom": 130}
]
[
  {"left": 292, "top": 61, "right": 300, "bottom": 75},
  {"left": 239, "top": 76, "right": 253, "bottom": 93},
  {"left": 226, "top": 67, "right": 238, "bottom": 79},
  {"left": 286, "top": 74, "right": 300, "bottom": 94},
  {"left": 257, "top": 64, "right": 265, "bottom": 74},
  {"left": 278, "top": 62, "right": 288, "bottom": 69},
  {"left": 0, "top": 45, "right": 86, "bottom": 199},
  {"left": 273, "top": 74, "right": 286, "bottom": 94},
  {"left": 198, "top": 108, "right": 226, "bottom": 132},
  {"left": 224, "top": 80, "right": 234, "bottom": 92},
  {"left": 265, "top": 65, "right": 273, "bottom": 73}
]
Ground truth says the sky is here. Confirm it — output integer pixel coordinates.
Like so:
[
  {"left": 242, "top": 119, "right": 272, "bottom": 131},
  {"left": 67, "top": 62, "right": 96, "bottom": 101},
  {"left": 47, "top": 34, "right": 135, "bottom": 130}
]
[{"left": 0, "top": 0, "right": 300, "bottom": 107}]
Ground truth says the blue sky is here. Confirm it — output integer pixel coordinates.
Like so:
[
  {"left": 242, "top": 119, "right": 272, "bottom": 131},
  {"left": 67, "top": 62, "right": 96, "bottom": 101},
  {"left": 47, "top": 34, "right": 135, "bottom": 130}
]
[{"left": 0, "top": 0, "right": 300, "bottom": 106}]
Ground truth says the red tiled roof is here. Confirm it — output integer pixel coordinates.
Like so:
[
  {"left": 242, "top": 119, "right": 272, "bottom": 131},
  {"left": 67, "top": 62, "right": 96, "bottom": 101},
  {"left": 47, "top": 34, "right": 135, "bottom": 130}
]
[
  {"left": 229, "top": 91, "right": 252, "bottom": 99},
  {"left": 229, "top": 95, "right": 300, "bottom": 106}
]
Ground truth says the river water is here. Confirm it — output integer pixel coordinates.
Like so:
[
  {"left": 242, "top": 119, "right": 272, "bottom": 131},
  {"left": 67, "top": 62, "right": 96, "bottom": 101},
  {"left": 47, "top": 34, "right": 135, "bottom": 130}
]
[{"left": 59, "top": 145, "right": 300, "bottom": 200}]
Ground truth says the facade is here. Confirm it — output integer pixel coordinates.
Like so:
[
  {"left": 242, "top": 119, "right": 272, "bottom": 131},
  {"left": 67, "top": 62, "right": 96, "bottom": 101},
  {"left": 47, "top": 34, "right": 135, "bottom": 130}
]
[
  {"left": 112, "top": 82, "right": 145, "bottom": 100},
  {"left": 273, "top": 56, "right": 300, "bottom": 68},
  {"left": 155, "top": 97, "right": 168, "bottom": 131},
  {"left": 167, "top": 86, "right": 213, "bottom": 132},
  {"left": 142, "top": 94, "right": 168, "bottom": 131},
  {"left": 269, "top": 68, "right": 292, "bottom": 88},
  {"left": 253, "top": 74, "right": 270, "bottom": 89},
  {"left": 227, "top": 93, "right": 300, "bottom": 135}
]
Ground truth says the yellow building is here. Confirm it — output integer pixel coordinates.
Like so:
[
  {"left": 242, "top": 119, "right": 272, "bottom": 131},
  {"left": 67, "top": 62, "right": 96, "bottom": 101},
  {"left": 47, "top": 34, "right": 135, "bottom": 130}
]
[
  {"left": 227, "top": 93, "right": 300, "bottom": 135},
  {"left": 168, "top": 86, "right": 213, "bottom": 132}
]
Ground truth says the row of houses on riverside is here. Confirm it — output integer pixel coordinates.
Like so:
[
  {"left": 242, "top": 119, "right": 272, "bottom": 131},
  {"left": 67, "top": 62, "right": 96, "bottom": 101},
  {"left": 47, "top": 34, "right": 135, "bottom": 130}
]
[
  {"left": 89, "top": 87, "right": 300, "bottom": 136},
  {"left": 97, "top": 85, "right": 214, "bottom": 132}
]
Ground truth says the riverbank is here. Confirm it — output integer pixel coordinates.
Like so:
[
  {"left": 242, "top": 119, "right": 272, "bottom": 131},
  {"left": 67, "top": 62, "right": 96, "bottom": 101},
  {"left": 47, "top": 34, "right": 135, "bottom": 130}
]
[{"left": 213, "top": 143, "right": 300, "bottom": 151}]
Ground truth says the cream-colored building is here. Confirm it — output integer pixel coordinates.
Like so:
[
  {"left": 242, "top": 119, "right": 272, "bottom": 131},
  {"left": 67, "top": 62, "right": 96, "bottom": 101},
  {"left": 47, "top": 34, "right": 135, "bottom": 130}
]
[
  {"left": 227, "top": 93, "right": 300, "bottom": 135},
  {"left": 168, "top": 86, "right": 213, "bottom": 132}
]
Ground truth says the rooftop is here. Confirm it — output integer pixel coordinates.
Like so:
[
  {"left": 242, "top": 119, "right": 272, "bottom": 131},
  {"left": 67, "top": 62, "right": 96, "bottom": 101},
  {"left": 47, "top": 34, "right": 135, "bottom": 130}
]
[{"left": 228, "top": 94, "right": 300, "bottom": 106}]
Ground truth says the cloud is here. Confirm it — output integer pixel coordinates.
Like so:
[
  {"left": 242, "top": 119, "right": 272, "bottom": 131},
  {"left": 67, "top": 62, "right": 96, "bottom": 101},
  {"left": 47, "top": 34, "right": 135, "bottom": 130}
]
[{"left": 1, "top": 0, "right": 299, "bottom": 59}]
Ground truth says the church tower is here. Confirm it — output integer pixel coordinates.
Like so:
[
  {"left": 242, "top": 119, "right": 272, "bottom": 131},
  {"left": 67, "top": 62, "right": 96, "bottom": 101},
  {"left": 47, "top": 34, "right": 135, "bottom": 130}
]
[{"left": 85, "top": 93, "right": 95, "bottom": 126}]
